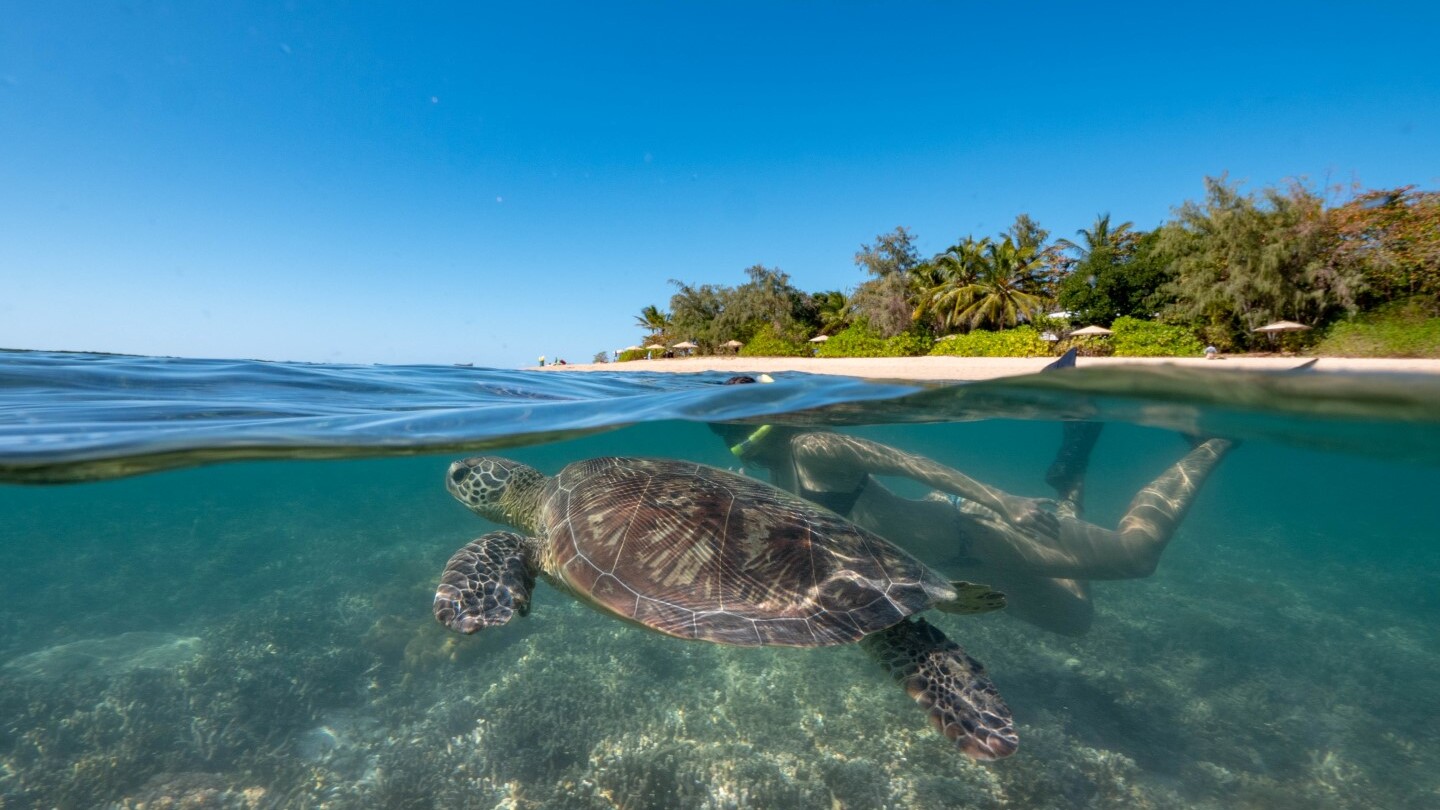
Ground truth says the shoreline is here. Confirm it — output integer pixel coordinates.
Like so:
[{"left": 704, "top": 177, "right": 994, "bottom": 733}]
[{"left": 537, "top": 355, "right": 1440, "bottom": 381}]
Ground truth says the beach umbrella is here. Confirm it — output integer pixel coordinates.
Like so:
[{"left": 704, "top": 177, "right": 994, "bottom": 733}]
[
  {"left": 1252, "top": 320, "right": 1311, "bottom": 333},
  {"left": 807, "top": 335, "right": 830, "bottom": 343},
  {"left": 672, "top": 341, "right": 698, "bottom": 349},
  {"left": 1068, "top": 325, "right": 1113, "bottom": 336},
  {"left": 622, "top": 345, "right": 643, "bottom": 352},
  {"left": 1253, "top": 319, "right": 1311, "bottom": 350},
  {"left": 723, "top": 340, "right": 743, "bottom": 348},
  {"left": 643, "top": 344, "right": 665, "bottom": 351}
]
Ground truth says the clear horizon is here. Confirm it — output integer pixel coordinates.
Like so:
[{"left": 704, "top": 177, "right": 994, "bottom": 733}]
[{"left": 3, "top": 2, "right": 1437, "bottom": 368}]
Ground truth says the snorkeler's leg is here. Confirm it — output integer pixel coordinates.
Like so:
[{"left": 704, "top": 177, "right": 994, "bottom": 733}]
[
  {"left": 789, "top": 432, "right": 1063, "bottom": 542},
  {"left": 961, "top": 438, "right": 1233, "bottom": 581},
  {"left": 1045, "top": 420, "right": 1103, "bottom": 518},
  {"left": 1039, "top": 347, "right": 1101, "bottom": 516},
  {"left": 1108, "top": 437, "right": 1234, "bottom": 574}
]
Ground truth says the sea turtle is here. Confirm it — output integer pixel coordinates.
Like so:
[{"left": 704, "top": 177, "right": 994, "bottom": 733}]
[{"left": 433, "top": 455, "right": 1019, "bottom": 760}]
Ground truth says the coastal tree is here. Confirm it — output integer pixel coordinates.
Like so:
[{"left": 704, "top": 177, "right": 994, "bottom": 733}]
[
  {"left": 719, "top": 265, "right": 817, "bottom": 344},
  {"left": 1054, "top": 214, "right": 1174, "bottom": 324},
  {"left": 633, "top": 305, "right": 671, "bottom": 342},
  {"left": 667, "top": 280, "right": 730, "bottom": 351},
  {"left": 851, "top": 227, "right": 923, "bottom": 337},
  {"left": 960, "top": 237, "right": 1052, "bottom": 330},
  {"left": 914, "top": 236, "right": 988, "bottom": 332},
  {"left": 1006, "top": 213, "right": 1063, "bottom": 296},
  {"left": 1158, "top": 176, "right": 1365, "bottom": 349},
  {"left": 1328, "top": 186, "right": 1440, "bottom": 308},
  {"left": 915, "top": 228, "right": 1051, "bottom": 332},
  {"left": 812, "top": 290, "right": 854, "bottom": 335},
  {"left": 1056, "top": 213, "right": 1137, "bottom": 268}
]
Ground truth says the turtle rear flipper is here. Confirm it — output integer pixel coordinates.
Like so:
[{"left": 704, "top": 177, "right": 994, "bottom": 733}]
[
  {"left": 434, "top": 532, "right": 537, "bottom": 634},
  {"left": 863, "top": 617, "right": 1018, "bottom": 760},
  {"left": 933, "top": 581, "right": 1006, "bottom": 615}
]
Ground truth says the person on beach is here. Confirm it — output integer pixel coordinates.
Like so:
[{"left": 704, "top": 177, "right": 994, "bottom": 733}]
[{"left": 712, "top": 373, "right": 1232, "bottom": 636}]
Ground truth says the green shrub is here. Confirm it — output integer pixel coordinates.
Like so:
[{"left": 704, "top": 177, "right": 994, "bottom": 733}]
[
  {"left": 813, "top": 323, "right": 934, "bottom": 358},
  {"left": 1315, "top": 299, "right": 1440, "bottom": 357},
  {"left": 1109, "top": 317, "right": 1205, "bottom": 357},
  {"left": 815, "top": 324, "right": 886, "bottom": 357},
  {"left": 883, "top": 331, "right": 934, "bottom": 357},
  {"left": 739, "top": 326, "right": 809, "bottom": 357},
  {"left": 616, "top": 349, "right": 650, "bottom": 362},
  {"left": 929, "top": 326, "right": 1051, "bottom": 357}
]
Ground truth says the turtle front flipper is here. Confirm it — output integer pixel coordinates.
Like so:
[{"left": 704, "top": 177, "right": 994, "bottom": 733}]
[
  {"left": 862, "top": 617, "right": 1018, "bottom": 760},
  {"left": 933, "top": 581, "right": 1007, "bottom": 615},
  {"left": 434, "top": 532, "right": 537, "bottom": 635}
]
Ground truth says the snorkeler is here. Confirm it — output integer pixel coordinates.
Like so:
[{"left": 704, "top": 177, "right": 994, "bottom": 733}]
[{"left": 713, "top": 370, "right": 1232, "bottom": 636}]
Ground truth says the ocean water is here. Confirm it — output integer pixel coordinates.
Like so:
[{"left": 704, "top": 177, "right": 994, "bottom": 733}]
[{"left": 2, "top": 350, "right": 1439, "bottom": 809}]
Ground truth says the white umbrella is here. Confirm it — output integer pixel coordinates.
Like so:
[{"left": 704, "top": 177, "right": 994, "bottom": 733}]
[
  {"left": 672, "top": 341, "right": 698, "bottom": 349},
  {"left": 807, "top": 335, "right": 830, "bottom": 343},
  {"left": 1253, "top": 319, "right": 1311, "bottom": 350},
  {"left": 1253, "top": 320, "right": 1311, "bottom": 333},
  {"left": 643, "top": 344, "right": 665, "bottom": 351},
  {"left": 723, "top": 339, "right": 743, "bottom": 348},
  {"left": 1069, "top": 325, "right": 1114, "bottom": 336},
  {"left": 622, "top": 345, "right": 643, "bottom": 352}
]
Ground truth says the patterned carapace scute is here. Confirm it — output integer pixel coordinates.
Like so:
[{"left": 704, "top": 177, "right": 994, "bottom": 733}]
[{"left": 540, "top": 457, "right": 952, "bottom": 647}]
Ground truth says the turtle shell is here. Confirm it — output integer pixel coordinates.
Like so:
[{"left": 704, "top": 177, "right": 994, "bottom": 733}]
[{"left": 537, "top": 457, "right": 955, "bottom": 647}]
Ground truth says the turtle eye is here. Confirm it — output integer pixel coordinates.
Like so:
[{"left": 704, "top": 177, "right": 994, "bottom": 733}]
[{"left": 450, "top": 467, "right": 469, "bottom": 484}]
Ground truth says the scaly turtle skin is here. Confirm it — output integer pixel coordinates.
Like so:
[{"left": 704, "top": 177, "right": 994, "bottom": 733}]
[{"left": 433, "top": 455, "right": 1018, "bottom": 760}]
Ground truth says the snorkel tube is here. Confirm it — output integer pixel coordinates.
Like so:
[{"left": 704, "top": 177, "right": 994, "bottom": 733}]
[
  {"left": 720, "top": 373, "right": 776, "bottom": 461},
  {"left": 729, "top": 424, "right": 773, "bottom": 459}
]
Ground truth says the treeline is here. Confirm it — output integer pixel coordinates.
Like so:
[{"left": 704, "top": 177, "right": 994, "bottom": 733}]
[{"left": 628, "top": 177, "right": 1440, "bottom": 358}]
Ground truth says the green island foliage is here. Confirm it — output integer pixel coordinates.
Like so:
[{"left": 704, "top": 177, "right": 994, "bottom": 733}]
[
  {"left": 883, "top": 331, "right": 934, "bottom": 357},
  {"left": 815, "top": 323, "right": 931, "bottom": 358},
  {"left": 622, "top": 177, "right": 1439, "bottom": 361},
  {"left": 928, "top": 326, "right": 1051, "bottom": 357},
  {"left": 616, "top": 349, "right": 649, "bottom": 362},
  {"left": 1108, "top": 316, "right": 1206, "bottom": 357},
  {"left": 738, "top": 326, "right": 810, "bottom": 357},
  {"left": 814, "top": 324, "right": 884, "bottom": 357},
  {"left": 1314, "top": 299, "right": 1440, "bottom": 358}
]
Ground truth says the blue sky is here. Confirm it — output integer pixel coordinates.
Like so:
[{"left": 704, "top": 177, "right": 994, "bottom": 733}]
[{"left": 2, "top": 2, "right": 1437, "bottom": 367}]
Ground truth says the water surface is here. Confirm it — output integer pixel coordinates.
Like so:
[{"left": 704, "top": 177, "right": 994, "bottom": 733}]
[{"left": 2, "top": 350, "right": 1437, "bottom": 809}]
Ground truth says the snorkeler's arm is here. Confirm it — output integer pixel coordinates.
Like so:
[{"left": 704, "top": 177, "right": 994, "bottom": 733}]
[{"left": 788, "top": 432, "right": 1060, "bottom": 538}]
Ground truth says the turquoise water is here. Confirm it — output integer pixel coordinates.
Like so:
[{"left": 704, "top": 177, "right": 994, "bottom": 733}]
[{"left": 2, "top": 350, "right": 1439, "bottom": 808}]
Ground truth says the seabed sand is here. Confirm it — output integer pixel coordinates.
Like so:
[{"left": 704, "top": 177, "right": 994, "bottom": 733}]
[{"left": 541, "top": 355, "right": 1440, "bottom": 381}]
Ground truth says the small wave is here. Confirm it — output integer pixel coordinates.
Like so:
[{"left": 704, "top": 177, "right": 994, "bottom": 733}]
[{"left": 2, "top": 350, "right": 1438, "bottom": 482}]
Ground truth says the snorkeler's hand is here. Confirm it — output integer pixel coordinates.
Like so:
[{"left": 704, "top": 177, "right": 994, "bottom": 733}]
[{"left": 1004, "top": 496, "right": 1061, "bottom": 541}]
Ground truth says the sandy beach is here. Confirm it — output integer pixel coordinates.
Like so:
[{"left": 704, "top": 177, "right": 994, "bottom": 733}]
[{"left": 539, "top": 355, "right": 1440, "bottom": 381}]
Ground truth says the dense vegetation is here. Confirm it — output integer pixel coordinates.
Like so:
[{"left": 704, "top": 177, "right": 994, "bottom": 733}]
[{"left": 624, "top": 177, "right": 1440, "bottom": 359}]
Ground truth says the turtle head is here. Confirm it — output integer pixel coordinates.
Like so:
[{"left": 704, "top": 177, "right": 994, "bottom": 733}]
[{"left": 447, "top": 456, "right": 547, "bottom": 533}]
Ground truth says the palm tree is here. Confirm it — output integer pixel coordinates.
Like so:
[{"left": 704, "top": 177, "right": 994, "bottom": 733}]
[
  {"left": 1056, "top": 213, "right": 1136, "bottom": 264},
  {"left": 812, "top": 290, "right": 853, "bottom": 335},
  {"left": 633, "top": 305, "right": 671, "bottom": 340},
  {"left": 954, "top": 238, "right": 1050, "bottom": 330},
  {"left": 915, "top": 236, "right": 990, "bottom": 332}
]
